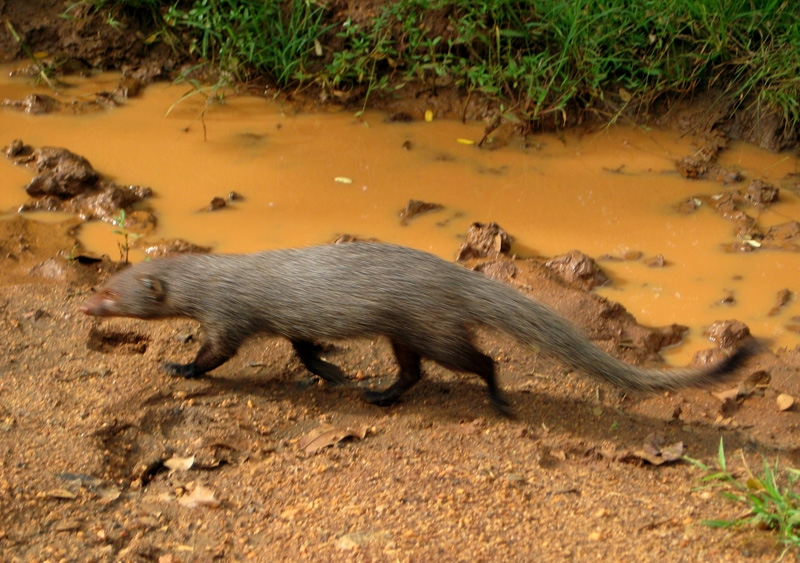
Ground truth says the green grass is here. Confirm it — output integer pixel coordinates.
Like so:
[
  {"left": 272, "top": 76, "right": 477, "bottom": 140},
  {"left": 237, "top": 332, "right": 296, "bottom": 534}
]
[
  {"left": 164, "top": 0, "right": 330, "bottom": 85},
  {"left": 685, "top": 439, "right": 800, "bottom": 552},
  {"left": 80, "top": 0, "right": 800, "bottom": 129}
]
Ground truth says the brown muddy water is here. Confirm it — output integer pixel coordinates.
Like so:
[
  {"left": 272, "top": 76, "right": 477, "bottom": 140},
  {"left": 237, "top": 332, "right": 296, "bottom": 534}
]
[{"left": 1, "top": 66, "right": 799, "bottom": 363}]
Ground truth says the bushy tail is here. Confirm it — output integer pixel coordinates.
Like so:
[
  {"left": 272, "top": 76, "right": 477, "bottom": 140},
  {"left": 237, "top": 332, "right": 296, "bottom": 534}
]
[{"left": 465, "top": 276, "right": 751, "bottom": 392}]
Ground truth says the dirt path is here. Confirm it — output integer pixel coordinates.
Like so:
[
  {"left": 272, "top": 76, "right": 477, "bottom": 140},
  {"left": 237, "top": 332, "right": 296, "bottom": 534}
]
[{"left": 0, "top": 215, "right": 797, "bottom": 562}]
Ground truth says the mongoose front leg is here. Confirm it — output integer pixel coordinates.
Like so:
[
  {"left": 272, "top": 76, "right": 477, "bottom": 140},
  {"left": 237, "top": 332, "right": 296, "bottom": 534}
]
[
  {"left": 291, "top": 340, "right": 349, "bottom": 386},
  {"left": 162, "top": 361, "right": 202, "bottom": 378},
  {"left": 162, "top": 339, "right": 237, "bottom": 379},
  {"left": 363, "top": 342, "right": 422, "bottom": 406}
]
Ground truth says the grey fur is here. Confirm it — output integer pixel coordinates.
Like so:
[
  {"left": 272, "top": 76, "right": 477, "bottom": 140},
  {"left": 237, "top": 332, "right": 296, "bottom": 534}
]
[{"left": 81, "top": 242, "right": 749, "bottom": 414}]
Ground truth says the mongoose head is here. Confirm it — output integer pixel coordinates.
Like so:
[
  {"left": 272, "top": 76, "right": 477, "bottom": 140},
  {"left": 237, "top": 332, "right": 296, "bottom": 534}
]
[{"left": 81, "top": 268, "right": 169, "bottom": 319}]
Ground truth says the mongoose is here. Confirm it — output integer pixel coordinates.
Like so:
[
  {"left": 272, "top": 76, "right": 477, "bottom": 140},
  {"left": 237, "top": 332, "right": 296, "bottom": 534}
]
[{"left": 81, "top": 243, "right": 750, "bottom": 414}]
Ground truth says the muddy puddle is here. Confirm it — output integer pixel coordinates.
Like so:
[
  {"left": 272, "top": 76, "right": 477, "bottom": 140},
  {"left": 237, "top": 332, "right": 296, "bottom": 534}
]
[{"left": 1, "top": 65, "right": 799, "bottom": 363}]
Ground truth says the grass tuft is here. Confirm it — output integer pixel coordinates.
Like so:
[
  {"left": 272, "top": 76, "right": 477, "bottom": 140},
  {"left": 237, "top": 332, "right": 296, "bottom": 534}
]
[
  {"left": 684, "top": 439, "right": 800, "bottom": 552},
  {"left": 77, "top": 0, "right": 800, "bottom": 129}
]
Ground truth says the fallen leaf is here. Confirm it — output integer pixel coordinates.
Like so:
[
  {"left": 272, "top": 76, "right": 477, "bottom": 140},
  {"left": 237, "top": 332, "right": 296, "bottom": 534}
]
[
  {"left": 738, "top": 370, "right": 771, "bottom": 396},
  {"left": 96, "top": 485, "right": 122, "bottom": 503},
  {"left": 164, "top": 455, "right": 195, "bottom": 472},
  {"left": 280, "top": 507, "right": 301, "bottom": 520},
  {"left": 712, "top": 387, "right": 740, "bottom": 402},
  {"left": 178, "top": 485, "right": 219, "bottom": 509},
  {"left": 630, "top": 432, "right": 685, "bottom": 465},
  {"left": 424, "top": 109, "right": 433, "bottom": 122},
  {"left": 298, "top": 423, "right": 369, "bottom": 454},
  {"left": 460, "top": 418, "right": 485, "bottom": 435},
  {"left": 54, "top": 519, "right": 82, "bottom": 532},
  {"left": 337, "top": 534, "right": 361, "bottom": 550},
  {"left": 659, "top": 441, "right": 685, "bottom": 462},
  {"left": 713, "top": 370, "right": 771, "bottom": 402},
  {"left": 777, "top": 393, "right": 794, "bottom": 412},
  {"left": 46, "top": 488, "right": 77, "bottom": 500}
]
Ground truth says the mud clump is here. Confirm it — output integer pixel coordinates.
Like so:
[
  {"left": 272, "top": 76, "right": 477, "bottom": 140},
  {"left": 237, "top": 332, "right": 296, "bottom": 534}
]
[
  {"left": 472, "top": 259, "right": 517, "bottom": 282},
  {"left": 399, "top": 199, "right": 444, "bottom": 226},
  {"left": 5, "top": 140, "right": 154, "bottom": 225},
  {"left": 456, "top": 222, "right": 513, "bottom": 260},
  {"left": 23, "top": 147, "right": 100, "bottom": 199},
  {"left": 704, "top": 320, "right": 751, "bottom": 348},
  {"left": 675, "top": 130, "right": 728, "bottom": 180},
  {"left": 692, "top": 319, "right": 751, "bottom": 368},
  {"left": 741, "top": 179, "right": 779, "bottom": 206},
  {"left": 331, "top": 233, "right": 381, "bottom": 245},
  {"left": 644, "top": 254, "right": 667, "bottom": 268},
  {"left": 1, "top": 75, "right": 149, "bottom": 116},
  {"left": 1, "top": 93, "right": 62, "bottom": 115},
  {"left": 769, "top": 289, "right": 794, "bottom": 317},
  {"left": 545, "top": 250, "right": 610, "bottom": 291},
  {"left": 677, "top": 179, "right": 797, "bottom": 253},
  {"left": 206, "top": 196, "right": 228, "bottom": 212},
  {"left": 141, "top": 239, "right": 211, "bottom": 259},
  {"left": 762, "top": 221, "right": 800, "bottom": 251}
]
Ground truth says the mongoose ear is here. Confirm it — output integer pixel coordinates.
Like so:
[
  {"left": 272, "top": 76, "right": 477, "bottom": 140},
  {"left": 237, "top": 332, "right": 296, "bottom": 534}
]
[{"left": 139, "top": 275, "right": 166, "bottom": 301}]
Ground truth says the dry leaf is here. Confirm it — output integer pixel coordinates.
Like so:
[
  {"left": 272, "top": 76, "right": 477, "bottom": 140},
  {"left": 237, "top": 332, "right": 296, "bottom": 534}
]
[
  {"left": 96, "top": 485, "right": 121, "bottom": 503},
  {"left": 46, "top": 488, "right": 77, "bottom": 500},
  {"left": 777, "top": 393, "right": 794, "bottom": 412},
  {"left": 178, "top": 485, "right": 219, "bottom": 508},
  {"left": 164, "top": 455, "right": 195, "bottom": 472},
  {"left": 631, "top": 433, "right": 685, "bottom": 465},
  {"left": 298, "top": 423, "right": 369, "bottom": 454},
  {"left": 712, "top": 387, "right": 740, "bottom": 402},
  {"left": 713, "top": 370, "right": 771, "bottom": 403},
  {"left": 54, "top": 519, "right": 81, "bottom": 532},
  {"left": 738, "top": 370, "right": 771, "bottom": 396},
  {"left": 337, "top": 534, "right": 361, "bottom": 550},
  {"left": 280, "top": 506, "right": 301, "bottom": 520}
]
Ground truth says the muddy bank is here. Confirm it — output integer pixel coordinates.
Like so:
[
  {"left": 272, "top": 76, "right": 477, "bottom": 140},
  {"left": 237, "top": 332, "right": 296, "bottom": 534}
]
[{"left": 1, "top": 214, "right": 798, "bottom": 561}]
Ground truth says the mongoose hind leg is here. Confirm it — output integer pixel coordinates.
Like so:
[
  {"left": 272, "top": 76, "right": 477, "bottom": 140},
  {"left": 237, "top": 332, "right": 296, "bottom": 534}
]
[
  {"left": 291, "top": 340, "right": 349, "bottom": 386},
  {"left": 363, "top": 341, "right": 421, "bottom": 407},
  {"left": 431, "top": 340, "right": 513, "bottom": 417}
]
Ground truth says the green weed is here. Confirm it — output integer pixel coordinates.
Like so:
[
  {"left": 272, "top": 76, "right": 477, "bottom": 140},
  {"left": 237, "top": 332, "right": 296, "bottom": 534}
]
[
  {"left": 4, "top": 21, "right": 61, "bottom": 90},
  {"left": 80, "top": 0, "right": 800, "bottom": 128},
  {"left": 111, "top": 209, "right": 140, "bottom": 265},
  {"left": 685, "top": 439, "right": 800, "bottom": 551},
  {"left": 164, "top": 0, "right": 331, "bottom": 86}
]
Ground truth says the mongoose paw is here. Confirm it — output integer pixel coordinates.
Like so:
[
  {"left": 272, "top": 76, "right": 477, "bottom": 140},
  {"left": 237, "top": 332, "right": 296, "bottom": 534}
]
[
  {"left": 362, "top": 390, "right": 400, "bottom": 407},
  {"left": 161, "top": 362, "right": 201, "bottom": 379},
  {"left": 491, "top": 393, "right": 515, "bottom": 418},
  {"left": 315, "top": 366, "right": 349, "bottom": 387}
]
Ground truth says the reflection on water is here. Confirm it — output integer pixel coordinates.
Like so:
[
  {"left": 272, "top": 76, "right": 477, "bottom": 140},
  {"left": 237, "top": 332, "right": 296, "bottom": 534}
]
[{"left": 1, "top": 65, "right": 798, "bottom": 363}]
